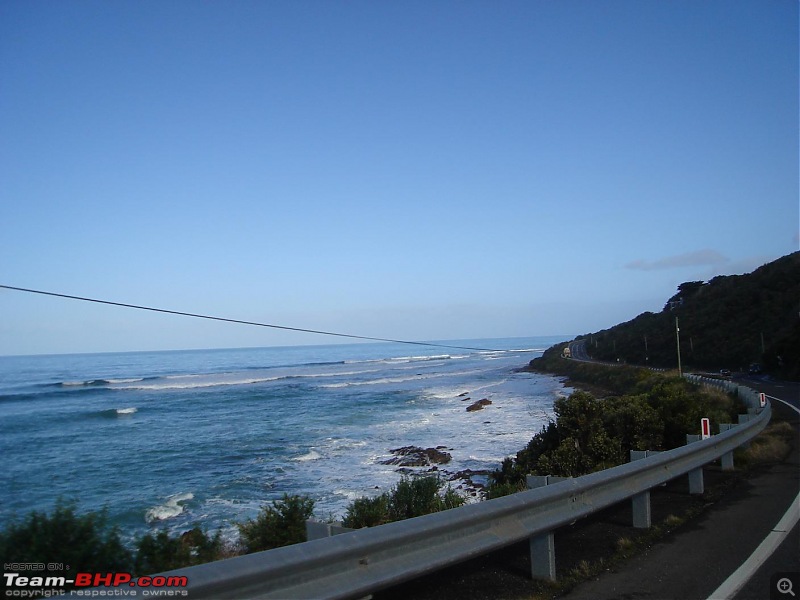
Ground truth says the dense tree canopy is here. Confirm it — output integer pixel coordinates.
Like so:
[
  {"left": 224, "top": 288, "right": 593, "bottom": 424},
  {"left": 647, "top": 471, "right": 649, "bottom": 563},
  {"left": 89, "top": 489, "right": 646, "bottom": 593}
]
[{"left": 584, "top": 252, "right": 799, "bottom": 379}]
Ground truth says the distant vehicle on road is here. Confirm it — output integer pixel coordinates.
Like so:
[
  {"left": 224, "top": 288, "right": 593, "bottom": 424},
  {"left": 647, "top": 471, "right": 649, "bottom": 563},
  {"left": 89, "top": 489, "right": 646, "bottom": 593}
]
[
  {"left": 748, "top": 363, "right": 762, "bottom": 375},
  {"left": 719, "top": 369, "right": 731, "bottom": 377}
]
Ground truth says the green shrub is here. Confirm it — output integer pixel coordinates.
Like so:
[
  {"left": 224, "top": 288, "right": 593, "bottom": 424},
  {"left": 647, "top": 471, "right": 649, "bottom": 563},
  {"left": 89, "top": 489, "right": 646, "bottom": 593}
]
[
  {"left": 341, "top": 494, "right": 390, "bottom": 528},
  {"left": 134, "top": 526, "right": 224, "bottom": 575},
  {"left": 237, "top": 494, "right": 314, "bottom": 552},
  {"left": 342, "top": 476, "right": 465, "bottom": 529},
  {"left": 487, "top": 376, "right": 739, "bottom": 489},
  {"left": 485, "top": 480, "right": 526, "bottom": 499},
  {"left": 388, "top": 476, "right": 442, "bottom": 521},
  {"left": 0, "top": 500, "right": 133, "bottom": 588},
  {"left": 601, "top": 394, "right": 664, "bottom": 455}
]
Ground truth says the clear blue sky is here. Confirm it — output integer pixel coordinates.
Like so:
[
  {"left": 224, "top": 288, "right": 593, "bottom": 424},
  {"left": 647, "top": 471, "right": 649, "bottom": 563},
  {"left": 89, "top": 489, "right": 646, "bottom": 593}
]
[{"left": 1, "top": 0, "right": 797, "bottom": 355}]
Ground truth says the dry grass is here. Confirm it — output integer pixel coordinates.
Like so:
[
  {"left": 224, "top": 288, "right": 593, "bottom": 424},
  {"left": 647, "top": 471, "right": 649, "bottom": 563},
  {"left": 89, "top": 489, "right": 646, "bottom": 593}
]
[
  {"left": 616, "top": 536, "right": 635, "bottom": 552},
  {"left": 765, "top": 421, "right": 796, "bottom": 440},
  {"left": 662, "top": 514, "right": 684, "bottom": 530},
  {"left": 742, "top": 421, "right": 795, "bottom": 465},
  {"left": 745, "top": 436, "right": 791, "bottom": 464},
  {"left": 569, "top": 560, "right": 595, "bottom": 579}
]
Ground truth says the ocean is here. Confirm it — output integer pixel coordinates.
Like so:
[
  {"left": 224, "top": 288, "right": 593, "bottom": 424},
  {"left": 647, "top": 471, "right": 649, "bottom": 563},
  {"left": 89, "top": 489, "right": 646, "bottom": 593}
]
[{"left": 0, "top": 336, "right": 571, "bottom": 544}]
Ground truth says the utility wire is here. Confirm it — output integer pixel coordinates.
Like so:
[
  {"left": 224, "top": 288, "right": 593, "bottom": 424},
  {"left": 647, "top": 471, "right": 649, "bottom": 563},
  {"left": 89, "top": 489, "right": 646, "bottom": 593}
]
[{"left": 0, "top": 284, "right": 505, "bottom": 353}]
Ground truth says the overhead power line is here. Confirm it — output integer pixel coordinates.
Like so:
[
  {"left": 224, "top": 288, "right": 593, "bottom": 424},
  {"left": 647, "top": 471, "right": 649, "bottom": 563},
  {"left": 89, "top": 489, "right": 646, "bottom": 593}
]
[{"left": 0, "top": 284, "right": 504, "bottom": 353}]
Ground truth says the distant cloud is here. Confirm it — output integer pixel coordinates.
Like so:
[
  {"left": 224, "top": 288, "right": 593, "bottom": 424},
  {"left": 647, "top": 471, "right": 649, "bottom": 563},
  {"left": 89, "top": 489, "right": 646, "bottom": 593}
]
[{"left": 625, "top": 249, "right": 729, "bottom": 271}]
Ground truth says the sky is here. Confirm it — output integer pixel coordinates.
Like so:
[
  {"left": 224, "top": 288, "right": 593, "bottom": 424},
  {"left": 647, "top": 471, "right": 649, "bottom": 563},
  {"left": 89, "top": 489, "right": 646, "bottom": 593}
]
[{"left": 1, "top": 0, "right": 797, "bottom": 356}]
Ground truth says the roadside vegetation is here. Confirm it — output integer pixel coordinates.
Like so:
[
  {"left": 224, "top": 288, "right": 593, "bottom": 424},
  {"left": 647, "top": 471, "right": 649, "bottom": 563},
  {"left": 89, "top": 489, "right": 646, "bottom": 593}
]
[
  {"left": 342, "top": 476, "right": 465, "bottom": 528},
  {"left": 0, "top": 479, "right": 464, "bottom": 581},
  {"left": 489, "top": 365, "right": 743, "bottom": 496}
]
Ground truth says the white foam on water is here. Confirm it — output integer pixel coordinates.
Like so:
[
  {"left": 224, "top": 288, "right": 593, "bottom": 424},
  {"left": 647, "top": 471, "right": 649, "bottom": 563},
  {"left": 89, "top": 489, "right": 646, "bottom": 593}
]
[
  {"left": 145, "top": 492, "right": 194, "bottom": 523},
  {"left": 293, "top": 450, "right": 323, "bottom": 462}
]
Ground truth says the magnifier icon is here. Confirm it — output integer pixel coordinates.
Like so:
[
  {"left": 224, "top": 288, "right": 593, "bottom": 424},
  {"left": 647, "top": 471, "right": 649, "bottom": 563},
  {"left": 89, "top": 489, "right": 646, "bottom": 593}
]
[{"left": 778, "top": 578, "right": 796, "bottom": 597}]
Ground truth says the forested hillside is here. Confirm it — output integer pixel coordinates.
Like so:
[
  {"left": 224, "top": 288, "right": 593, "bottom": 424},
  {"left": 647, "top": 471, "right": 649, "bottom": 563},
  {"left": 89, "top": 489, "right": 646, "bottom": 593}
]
[{"left": 581, "top": 252, "right": 799, "bottom": 380}]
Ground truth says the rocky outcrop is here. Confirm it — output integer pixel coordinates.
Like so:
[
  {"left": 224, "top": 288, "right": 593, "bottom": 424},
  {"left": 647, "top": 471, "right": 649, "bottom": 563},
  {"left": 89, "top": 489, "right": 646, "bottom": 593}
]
[
  {"left": 381, "top": 446, "right": 452, "bottom": 467},
  {"left": 466, "top": 398, "right": 492, "bottom": 412}
]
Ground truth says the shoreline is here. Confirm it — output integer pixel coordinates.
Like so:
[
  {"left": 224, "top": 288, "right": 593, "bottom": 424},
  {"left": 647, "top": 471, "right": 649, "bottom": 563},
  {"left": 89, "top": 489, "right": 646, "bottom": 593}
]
[{"left": 375, "top": 362, "right": 799, "bottom": 599}]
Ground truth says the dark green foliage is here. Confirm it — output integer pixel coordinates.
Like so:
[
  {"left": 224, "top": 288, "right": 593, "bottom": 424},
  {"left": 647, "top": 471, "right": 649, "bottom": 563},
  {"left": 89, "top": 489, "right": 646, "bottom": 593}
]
[
  {"left": 388, "top": 476, "right": 442, "bottom": 521},
  {"left": 342, "top": 476, "right": 465, "bottom": 529},
  {"left": 641, "top": 377, "right": 736, "bottom": 448},
  {"left": 534, "top": 392, "right": 620, "bottom": 476},
  {"left": 134, "top": 526, "right": 224, "bottom": 575},
  {"left": 572, "top": 252, "right": 799, "bottom": 378},
  {"left": 485, "top": 480, "right": 526, "bottom": 499},
  {"left": 0, "top": 500, "right": 133, "bottom": 587},
  {"left": 237, "top": 494, "right": 314, "bottom": 552},
  {"left": 341, "top": 495, "right": 390, "bottom": 528},
  {"left": 529, "top": 347, "right": 658, "bottom": 396},
  {"left": 664, "top": 281, "right": 705, "bottom": 310},
  {"left": 488, "top": 374, "right": 739, "bottom": 494},
  {"left": 601, "top": 394, "right": 664, "bottom": 455}
]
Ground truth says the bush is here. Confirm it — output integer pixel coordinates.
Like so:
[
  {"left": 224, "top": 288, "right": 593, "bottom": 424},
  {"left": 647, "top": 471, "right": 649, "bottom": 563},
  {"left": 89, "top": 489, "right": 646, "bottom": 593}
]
[
  {"left": 388, "top": 476, "right": 442, "bottom": 521},
  {"left": 342, "top": 476, "right": 465, "bottom": 529},
  {"left": 601, "top": 394, "right": 664, "bottom": 456},
  {"left": 0, "top": 500, "right": 133, "bottom": 588},
  {"left": 487, "top": 376, "right": 740, "bottom": 492},
  {"left": 341, "top": 495, "right": 390, "bottom": 528},
  {"left": 134, "top": 526, "right": 224, "bottom": 575},
  {"left": 237, "top": 494, "right": 314, "bottom": 552},
  {"left": 485, "top": 480, "right": 526, "bottom": 499}
]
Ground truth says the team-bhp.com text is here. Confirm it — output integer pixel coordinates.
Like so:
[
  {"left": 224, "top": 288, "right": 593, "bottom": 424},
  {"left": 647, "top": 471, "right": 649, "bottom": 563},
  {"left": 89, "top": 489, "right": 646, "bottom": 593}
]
[{"left": 4, "top": 572, "right": 188, "bottom": 598}]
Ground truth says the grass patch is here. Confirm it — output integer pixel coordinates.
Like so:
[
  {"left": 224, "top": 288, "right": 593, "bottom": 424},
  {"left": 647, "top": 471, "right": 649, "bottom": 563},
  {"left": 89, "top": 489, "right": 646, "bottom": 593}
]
[
  {"left": 739, "top": 421, "right": 795, "bottom": 467},
  {"left": 616, "top": 536, "right": 635, "bottom": 553}
]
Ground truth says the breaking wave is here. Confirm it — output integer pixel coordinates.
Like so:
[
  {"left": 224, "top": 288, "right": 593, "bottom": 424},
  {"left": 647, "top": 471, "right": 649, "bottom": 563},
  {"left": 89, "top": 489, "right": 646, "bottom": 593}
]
[{"left": 145, "top": 492, "right": 194, "bottom": 523}]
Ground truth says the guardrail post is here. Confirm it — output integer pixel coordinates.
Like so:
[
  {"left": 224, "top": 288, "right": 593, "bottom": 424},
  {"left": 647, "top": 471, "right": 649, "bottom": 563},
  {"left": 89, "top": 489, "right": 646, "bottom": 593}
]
[
  {"left": 685, "top": 435, "right": 705, "bottom": 494},
  {"left": 305, "top": 520, "right": 356, "bottom": 540},
  {"left": 306, "top": 520, "right": 330, "bottom": 540},
  {"left": 688, "top": 468, "right": 704, "bottom": 494},
  {"left": 629, "top": 450, "right": 662, "bottom": 528},
  {"left": 529, "top": 532, "right": 556, "bottom": 582},
  {"left": 718, "top": 424, "right": 736, "bottom": 470},
  {"left": 526, "top": 475, "right": 570, "bottom": 581}
]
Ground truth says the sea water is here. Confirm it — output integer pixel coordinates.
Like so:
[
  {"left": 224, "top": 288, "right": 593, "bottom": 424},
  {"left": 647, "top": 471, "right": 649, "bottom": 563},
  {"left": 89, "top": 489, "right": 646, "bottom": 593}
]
[{"left": 0, "top": 336, "right": 571, "bottom": 544}]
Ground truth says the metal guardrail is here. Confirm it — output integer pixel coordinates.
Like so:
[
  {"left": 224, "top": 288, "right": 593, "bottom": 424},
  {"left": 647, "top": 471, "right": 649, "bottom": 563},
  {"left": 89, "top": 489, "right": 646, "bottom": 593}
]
[{"left": 149, "top": 377, "right": 770, "bottom": 599}]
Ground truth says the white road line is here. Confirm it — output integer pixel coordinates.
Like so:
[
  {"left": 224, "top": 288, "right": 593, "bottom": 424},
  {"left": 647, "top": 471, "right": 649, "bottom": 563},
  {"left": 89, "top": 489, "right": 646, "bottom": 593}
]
[{"left": 707, "top": 394, "right": 800, "bottom": 600}]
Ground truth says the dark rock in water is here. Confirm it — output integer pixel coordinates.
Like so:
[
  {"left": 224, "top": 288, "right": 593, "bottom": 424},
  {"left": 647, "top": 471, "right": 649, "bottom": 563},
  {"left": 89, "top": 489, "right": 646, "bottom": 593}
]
[
  {"left": 461, "top": 397, "right": 471, "bottom": 402},
  {"left": 466, "top": 398, "right": 493, "bottom": 412},
  {"left": 381, "top": 445, "right": 452, "bottom": 467},
  {"left": 458, "top": 392, "right": 470, "bottom": 397}
]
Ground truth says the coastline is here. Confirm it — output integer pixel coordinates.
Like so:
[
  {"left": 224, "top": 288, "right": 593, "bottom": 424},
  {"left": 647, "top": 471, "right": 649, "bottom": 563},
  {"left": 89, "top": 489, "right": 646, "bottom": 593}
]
[{"left": 375, "top": 355, "right": 800, "bottom": 599}]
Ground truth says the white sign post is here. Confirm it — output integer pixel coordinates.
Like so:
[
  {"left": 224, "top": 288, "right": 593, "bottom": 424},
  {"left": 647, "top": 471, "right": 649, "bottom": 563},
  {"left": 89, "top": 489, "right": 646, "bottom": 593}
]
[
  {"left": 701, "top": 417, "right": 711, "bottom": 440},
  {"left": 759, "top": 393, "right": 766, "bottom": 408}
]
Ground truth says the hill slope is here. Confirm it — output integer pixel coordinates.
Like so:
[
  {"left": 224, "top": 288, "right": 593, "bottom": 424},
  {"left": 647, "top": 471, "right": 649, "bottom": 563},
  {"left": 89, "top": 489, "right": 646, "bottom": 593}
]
[{"left": 576, "top": 252, "right": 800, "bottom": 379}]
